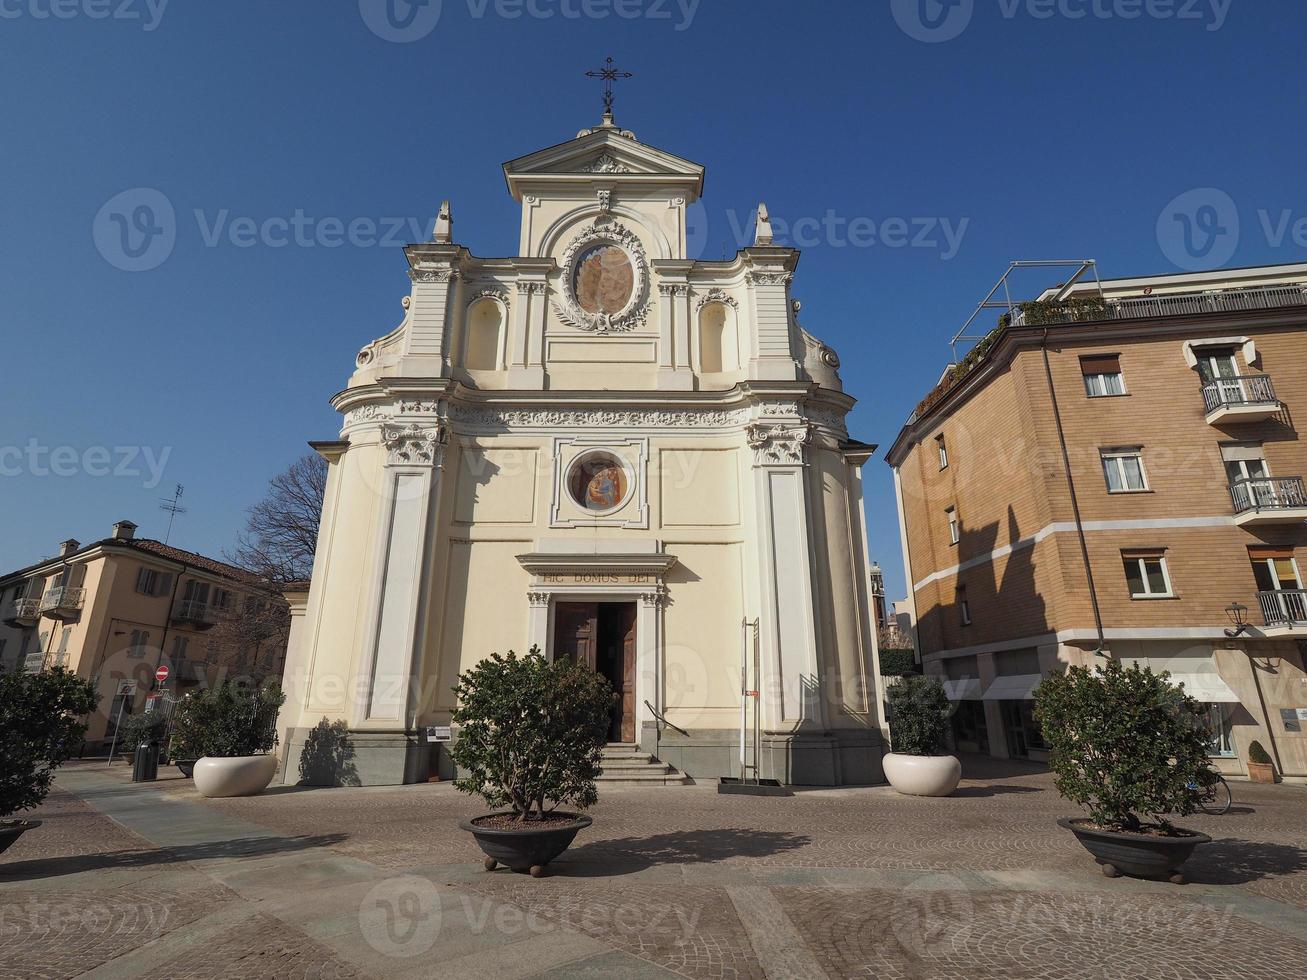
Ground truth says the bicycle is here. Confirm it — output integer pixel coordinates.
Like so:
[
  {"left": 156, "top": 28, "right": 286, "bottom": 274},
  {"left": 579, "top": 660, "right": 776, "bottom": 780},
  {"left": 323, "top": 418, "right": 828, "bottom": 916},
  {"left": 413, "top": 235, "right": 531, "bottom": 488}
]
[{"left": 1189, "top": 773, "right": 1233, "bottom": 815}]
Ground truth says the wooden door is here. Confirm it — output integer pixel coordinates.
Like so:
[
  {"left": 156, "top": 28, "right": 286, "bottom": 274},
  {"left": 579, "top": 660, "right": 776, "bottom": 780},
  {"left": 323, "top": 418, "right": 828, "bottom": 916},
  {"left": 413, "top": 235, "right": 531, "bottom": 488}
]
[
  {"left": 617, "top": 604, "right": 637, "bottom": 743},
  {"left": 554, "top": 603, "right": 597, "bottom": 669}
]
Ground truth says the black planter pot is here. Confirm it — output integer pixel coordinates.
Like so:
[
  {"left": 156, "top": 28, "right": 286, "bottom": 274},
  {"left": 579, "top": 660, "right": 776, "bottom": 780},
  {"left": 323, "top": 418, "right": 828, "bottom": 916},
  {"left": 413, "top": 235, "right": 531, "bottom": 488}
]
[
  {"left": 460, "top": 812, "right": 592, "bottom": 877},
  {"left": 174, "top": 760, "right": 196, "bottom": 778},
  {"left": 0, "top": 820, "right": 42, "bottom": 857},
  {"left": 1058, "top": 817, "right": 1211, "bottom": 883}
]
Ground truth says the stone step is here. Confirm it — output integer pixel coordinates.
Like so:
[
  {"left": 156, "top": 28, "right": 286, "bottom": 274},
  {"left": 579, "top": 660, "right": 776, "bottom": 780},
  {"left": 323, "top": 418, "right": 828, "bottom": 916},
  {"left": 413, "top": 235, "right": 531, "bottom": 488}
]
[
  {"left": 595, "top": 771, "right": 693, "bottom": 787},
  {"left": 599, "top": 752, "right": 655, "bottom": 766},
  {"left": 595, "top": 746, "right": 690, "bottom": 787},
  {"left": 599, "top": 760, "right": 668, "bottom": 774}
]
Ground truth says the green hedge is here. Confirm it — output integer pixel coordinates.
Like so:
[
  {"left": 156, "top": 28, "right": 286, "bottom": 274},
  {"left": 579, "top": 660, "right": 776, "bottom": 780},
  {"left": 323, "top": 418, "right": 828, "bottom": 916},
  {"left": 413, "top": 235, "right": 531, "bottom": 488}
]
[{"left": 879, "top": 648, "right": 918, "bottom": 677}]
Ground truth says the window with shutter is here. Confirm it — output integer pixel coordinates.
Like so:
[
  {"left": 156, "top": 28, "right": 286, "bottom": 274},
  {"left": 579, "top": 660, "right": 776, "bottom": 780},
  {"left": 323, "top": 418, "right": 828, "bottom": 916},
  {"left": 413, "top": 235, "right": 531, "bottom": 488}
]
[{"left": 1080, "top": 354, "right": 1125, "bottom": 396}]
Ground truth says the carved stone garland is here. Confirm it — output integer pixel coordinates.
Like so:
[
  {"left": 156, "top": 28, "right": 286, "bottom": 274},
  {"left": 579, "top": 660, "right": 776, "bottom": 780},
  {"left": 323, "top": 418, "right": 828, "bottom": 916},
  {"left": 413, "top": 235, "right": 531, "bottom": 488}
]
[{"left": 551, "top": 219, "right": 651, "bottom": 334}]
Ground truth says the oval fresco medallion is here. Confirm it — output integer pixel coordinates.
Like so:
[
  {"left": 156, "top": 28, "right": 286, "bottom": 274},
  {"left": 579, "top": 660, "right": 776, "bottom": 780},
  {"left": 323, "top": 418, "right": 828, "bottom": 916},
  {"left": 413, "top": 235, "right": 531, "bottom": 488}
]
[{"left": 573, "top": 245, "right": 634, "bottom": 315}]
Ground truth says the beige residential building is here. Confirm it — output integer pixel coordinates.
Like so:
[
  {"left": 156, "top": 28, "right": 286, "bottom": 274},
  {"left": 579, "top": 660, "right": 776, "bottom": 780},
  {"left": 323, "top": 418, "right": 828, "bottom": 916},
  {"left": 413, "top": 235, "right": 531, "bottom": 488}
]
[
  {"left": 0, "top": 521, "right": 289, "bottom": 750},
  {"left": 887, "top": 261, "right": 1307, "bottom": 782}
]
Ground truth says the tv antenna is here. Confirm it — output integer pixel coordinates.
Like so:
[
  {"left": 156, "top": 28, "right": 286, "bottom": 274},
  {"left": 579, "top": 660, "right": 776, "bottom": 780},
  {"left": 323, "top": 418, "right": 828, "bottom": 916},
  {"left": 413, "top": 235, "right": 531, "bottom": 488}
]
[{"left": 159, "top": 484, "right": 186, "bottom": 544}]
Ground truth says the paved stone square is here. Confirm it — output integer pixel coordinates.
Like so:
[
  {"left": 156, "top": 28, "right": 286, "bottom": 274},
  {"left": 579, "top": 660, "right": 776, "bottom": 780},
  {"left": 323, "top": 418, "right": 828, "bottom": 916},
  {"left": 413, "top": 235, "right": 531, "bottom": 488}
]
[{"left": 1, "top": 758, "right": 1304, "bottom": 978}]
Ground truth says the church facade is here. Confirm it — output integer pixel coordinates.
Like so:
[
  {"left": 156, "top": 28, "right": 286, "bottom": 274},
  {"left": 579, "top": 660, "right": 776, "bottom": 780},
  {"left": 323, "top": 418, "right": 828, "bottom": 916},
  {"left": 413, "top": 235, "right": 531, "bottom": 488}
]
[{"left": 276, "top": 108, "right": 887, "bottom": 786}]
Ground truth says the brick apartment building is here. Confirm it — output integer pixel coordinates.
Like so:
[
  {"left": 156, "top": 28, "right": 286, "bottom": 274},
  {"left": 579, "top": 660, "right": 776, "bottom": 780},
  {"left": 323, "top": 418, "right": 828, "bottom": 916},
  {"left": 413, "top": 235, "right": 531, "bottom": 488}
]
[
  {"left": 887, "top": 261, "right": 1307, "bottom": 781},
  {"left": 0, "top": 521, "right": 289, "bottom": 750}
]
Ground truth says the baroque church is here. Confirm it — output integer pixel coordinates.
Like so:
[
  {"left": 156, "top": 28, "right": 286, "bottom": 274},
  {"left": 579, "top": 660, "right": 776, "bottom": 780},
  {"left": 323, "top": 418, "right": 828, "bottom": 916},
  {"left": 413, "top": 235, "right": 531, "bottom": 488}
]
[{"left": 276, "top": 94, "right": 888, "bottom": 787}]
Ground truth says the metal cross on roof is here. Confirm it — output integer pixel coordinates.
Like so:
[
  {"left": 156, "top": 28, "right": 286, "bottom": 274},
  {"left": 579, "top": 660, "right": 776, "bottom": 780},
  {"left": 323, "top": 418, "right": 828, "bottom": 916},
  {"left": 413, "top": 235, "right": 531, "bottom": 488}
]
[{"left": 585, "top": 56, "right": 633, "bottom": 116}]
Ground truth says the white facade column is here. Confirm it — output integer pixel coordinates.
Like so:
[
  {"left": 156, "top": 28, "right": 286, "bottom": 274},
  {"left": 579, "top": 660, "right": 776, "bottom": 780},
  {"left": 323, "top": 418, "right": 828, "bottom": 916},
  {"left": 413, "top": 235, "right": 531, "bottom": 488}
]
[
  {"left": 636, "top": 585, "right": 667, "bottom": 731},
  {"left": 745, "top": 269, "right": 800, "bottom": 381},
  {"left": 508, "top": 280, "right": 546, "bottom": 388},
  {"left": 748, "top": 422, "right": 823, "bottom": 730},
  {"left": 404, "top": 269, "right": 457, "bottom": 375},
  {"left": 354, "top": 421, "right": 448, "bottom": 729}
]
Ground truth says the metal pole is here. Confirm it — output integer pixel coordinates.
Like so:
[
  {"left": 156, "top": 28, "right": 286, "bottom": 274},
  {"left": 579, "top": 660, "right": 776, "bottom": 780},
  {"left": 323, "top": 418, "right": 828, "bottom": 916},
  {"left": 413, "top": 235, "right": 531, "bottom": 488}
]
[
  {"left": 751, "top": 620, "right": 760, "bottom": 784},
  {"left": 740, "top": 617, "right": 748, "bottom": 778},
  {"left": 106, "top": 696, "right": 126, "bottom": 767}
]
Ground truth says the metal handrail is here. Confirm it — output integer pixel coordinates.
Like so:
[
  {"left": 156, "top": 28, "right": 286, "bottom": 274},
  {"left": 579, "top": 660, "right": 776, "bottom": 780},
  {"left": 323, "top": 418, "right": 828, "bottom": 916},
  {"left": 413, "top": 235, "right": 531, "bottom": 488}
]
[
  {"left": 173, "top": 599, "right": 214, "bottom": 623},
  {"left": 1202, "top": 374, "right": 1278, "bottom": 413},
  {"left": 643, "top": 699, "right": 689, "bottom": 738},
  {"left": 1258, "top": 590, "right": 1307, "bottom": 627},
  {"left": 40, "top": 587, "right": 85, "bottom": 612},
  {"left": 5, "top": 597, "right": 41, "bottom": 620},
  {"left": 1010, "top": 285, "right": 1307, "bottom": 328},
  {"left": 1229, "top": 476, "right": 1307, "bottom": 514}
]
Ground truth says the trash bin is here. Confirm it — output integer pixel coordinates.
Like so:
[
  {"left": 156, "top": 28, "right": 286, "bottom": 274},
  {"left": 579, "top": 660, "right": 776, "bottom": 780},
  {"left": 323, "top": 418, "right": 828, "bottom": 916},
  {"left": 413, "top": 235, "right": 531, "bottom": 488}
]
[{"left": 132, "top": 741, "right": 160, "bottom": 782}]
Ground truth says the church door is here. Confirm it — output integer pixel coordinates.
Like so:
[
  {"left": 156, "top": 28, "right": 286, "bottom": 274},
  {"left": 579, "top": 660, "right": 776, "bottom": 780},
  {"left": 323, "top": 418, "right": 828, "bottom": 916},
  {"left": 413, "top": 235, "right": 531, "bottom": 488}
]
[
  {"left": 554, "top": 603, "right": 597, "bottom": 669},
  {"left": 608, "top": 604, "right": 638, "bottom": 743},
  {"left": 553, "top": 601, "right": 637, "bottom": 743}
]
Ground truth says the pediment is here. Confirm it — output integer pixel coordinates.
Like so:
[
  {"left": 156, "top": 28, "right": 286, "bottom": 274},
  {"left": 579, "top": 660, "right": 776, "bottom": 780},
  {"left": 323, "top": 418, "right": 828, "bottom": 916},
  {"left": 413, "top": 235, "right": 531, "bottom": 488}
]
[{"left": 503, "top": 129, "right": 704, "bottom": 199}]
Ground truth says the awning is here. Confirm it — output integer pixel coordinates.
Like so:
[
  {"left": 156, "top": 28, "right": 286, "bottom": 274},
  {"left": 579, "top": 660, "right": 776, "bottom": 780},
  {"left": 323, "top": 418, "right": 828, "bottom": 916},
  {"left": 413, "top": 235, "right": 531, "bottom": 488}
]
[
  {"left": 1168, "top": 673, "right": 1240, "bottom": 703},
  {"left": 981, "top": 674, "right": 1044, "bottom": 701},
  {"left": 942, "top": 678, "right": 983, "bottom": 701}
]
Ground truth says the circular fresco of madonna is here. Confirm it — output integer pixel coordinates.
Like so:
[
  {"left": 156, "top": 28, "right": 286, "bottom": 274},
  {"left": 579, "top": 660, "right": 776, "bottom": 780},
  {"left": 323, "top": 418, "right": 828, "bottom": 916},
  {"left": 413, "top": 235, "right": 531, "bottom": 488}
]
[
  {"left": 572, "top": 244, "right": 634, "bottom": 316},
  {"left": 567, "top": 452, "right": 629, "bottom": 513}
]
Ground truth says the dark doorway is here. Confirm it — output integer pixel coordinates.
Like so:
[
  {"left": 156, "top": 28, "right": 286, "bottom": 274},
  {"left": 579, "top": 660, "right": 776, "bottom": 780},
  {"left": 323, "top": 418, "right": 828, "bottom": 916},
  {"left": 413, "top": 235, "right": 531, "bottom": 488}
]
[{"left": 554, "top": 602, "right": 637, "bottom": 743}]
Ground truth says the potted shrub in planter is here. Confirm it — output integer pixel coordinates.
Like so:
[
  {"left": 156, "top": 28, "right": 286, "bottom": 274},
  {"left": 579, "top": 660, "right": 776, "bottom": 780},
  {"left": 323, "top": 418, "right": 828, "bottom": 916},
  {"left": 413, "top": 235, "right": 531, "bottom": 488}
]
[
  {"left": 1246, "top": 741, "right": 1276, "bottom": 783},
  {"left": 1035, "top": 658, "right": 1213, "bottom": 883},
  {"left": 0, "top": 667, "right": 99, "bottom": 856},
  {"left": 451, "top": 649, "right": 611, "bottom": 877},
  {"left": 173, "top": 684, "right": 286, "bottom": 798},
  {"left": 883, "top": 675, "right": 961, "bottom": 797},
  {"left": 120, "top": 710, "right": 170, "bottom": 761}
]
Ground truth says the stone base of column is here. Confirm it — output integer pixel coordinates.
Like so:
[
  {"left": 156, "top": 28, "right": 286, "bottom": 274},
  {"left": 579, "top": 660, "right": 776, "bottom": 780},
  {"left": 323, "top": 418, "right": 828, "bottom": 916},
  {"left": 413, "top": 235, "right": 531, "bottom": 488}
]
[
  {"left": 278, "top": 728, "right": 432, "bottom": 787},
  {"left": 639, "top": 724, "right": 885, "bottom": 787}
]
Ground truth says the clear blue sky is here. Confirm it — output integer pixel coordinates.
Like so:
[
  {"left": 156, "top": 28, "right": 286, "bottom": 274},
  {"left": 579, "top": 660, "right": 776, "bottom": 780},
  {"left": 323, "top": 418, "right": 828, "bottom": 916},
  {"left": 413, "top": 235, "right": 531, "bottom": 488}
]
[{"left": 1, "top": 0, "right": 1301, "bottom": 602}]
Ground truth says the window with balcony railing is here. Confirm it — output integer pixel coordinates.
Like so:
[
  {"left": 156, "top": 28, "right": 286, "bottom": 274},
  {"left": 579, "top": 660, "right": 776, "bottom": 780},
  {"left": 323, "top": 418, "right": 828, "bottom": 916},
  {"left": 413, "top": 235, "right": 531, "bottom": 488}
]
[
  {"left": 1229, "top": 476, "right": 1307, "bottom": 514},
  {"left": 1250, "top": 548, "right": 1306, "bottom": 627},
  {"left": 1202, "top": 374, "right": 1278, "bottom": 414}
]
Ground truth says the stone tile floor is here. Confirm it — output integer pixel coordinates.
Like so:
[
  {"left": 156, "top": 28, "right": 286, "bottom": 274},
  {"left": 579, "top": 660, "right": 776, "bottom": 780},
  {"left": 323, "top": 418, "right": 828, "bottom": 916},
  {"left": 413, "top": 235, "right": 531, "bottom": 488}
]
[{"left": 1, "top": 757, "right": 1303, "bottom": 978}]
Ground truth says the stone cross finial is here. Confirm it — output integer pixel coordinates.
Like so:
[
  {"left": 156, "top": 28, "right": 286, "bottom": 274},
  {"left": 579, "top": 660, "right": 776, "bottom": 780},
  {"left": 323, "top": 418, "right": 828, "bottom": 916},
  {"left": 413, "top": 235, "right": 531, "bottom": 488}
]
[
  {"left": 754, "top": 203, "right": 774, "bottom": 246},
  {"left": 433, "top": 200, "right": 453, "bottom": 243}
]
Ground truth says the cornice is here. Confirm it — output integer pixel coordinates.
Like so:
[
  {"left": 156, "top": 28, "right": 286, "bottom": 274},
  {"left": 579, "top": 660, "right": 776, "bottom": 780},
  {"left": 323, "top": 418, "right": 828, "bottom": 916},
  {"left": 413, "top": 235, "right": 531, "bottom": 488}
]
[
  {"left": 885, "top": 305, "right": 1307, "bottom": 467},
  {"left": 515, "top": 551, "right": 679, "bottom": 578}
]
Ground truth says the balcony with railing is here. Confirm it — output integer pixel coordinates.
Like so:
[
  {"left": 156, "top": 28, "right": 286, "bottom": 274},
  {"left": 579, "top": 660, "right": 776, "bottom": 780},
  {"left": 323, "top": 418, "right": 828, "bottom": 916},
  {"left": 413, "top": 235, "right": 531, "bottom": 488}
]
[
  {"left": 1202, "top": 374, "right": 1281, "bottom": 423},
  {"left": 40, "top": 586, "right": 85, "bottom": 621},
  {"left": 3, "top": 596, "right": 41, "bottom": 627},
  {"left": 172, "top": 598, "right": 216, "bottom": 628},
  {"left": 1259, "top": 589, "right": 1307, "bottom": 634},
  {"left": 1229, "top": 477, "right": 1307, "bottom": 526},
  {"left": 1008, "top": 283, "right": 1307, "bottom": 328}
]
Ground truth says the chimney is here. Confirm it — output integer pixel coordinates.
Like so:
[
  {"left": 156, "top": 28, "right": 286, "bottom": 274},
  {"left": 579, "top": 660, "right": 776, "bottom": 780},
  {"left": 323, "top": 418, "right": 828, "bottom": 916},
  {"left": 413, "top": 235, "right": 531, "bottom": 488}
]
[
  {"left": 59, "top": 539, "right": 80, "bottom": 557},
  {"left": 112, "top": 520, "right": 137, "bottom": 541}
]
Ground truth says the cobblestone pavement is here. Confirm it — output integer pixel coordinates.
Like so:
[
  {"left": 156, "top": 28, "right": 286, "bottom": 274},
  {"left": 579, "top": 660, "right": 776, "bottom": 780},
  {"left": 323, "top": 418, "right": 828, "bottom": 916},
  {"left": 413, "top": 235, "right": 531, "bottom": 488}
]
[{"left": 1, "top": 758, "right": 1303, "bottom": 978}]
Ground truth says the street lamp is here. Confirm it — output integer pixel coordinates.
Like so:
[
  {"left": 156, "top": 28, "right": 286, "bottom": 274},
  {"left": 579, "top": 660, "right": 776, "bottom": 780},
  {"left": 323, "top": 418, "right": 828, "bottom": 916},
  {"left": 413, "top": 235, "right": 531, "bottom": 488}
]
[{"left": 1224, "top": 602, "right": 1249, "bottom": 638}]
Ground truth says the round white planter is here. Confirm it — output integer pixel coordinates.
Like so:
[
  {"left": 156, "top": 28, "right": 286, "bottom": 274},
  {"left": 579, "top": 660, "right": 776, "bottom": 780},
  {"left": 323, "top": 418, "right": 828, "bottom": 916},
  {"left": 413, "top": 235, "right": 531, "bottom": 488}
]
[
  {"left": 883, "top": 753, "right": 962, "bottom": 797},
  {"left": 193, "top": 755, "right": 278, "bottom": 798}
]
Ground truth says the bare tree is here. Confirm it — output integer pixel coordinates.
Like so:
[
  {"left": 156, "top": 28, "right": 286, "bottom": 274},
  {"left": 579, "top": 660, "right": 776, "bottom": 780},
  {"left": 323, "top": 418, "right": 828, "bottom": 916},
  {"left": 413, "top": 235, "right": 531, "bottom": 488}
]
[{"left": 229, "top": 453, "right": 327, "bottom": 584}]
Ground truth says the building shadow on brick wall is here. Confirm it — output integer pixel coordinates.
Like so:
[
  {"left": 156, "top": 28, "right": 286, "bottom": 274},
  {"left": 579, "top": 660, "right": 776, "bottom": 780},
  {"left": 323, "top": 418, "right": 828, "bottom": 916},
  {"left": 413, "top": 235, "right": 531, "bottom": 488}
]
[{"left": 917, "top": 507, "right": 1050, "bottom": 662}]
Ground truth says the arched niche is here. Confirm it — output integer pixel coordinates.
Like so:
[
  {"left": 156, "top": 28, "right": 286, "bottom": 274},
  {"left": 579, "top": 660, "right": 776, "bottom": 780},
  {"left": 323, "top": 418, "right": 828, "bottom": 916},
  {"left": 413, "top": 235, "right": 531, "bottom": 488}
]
[
  {"left": 464, "top": 297, "right": 505, "bottom": 371},
  {"left": 698, "top": 301, "right": 739, "bottom": 374}
]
